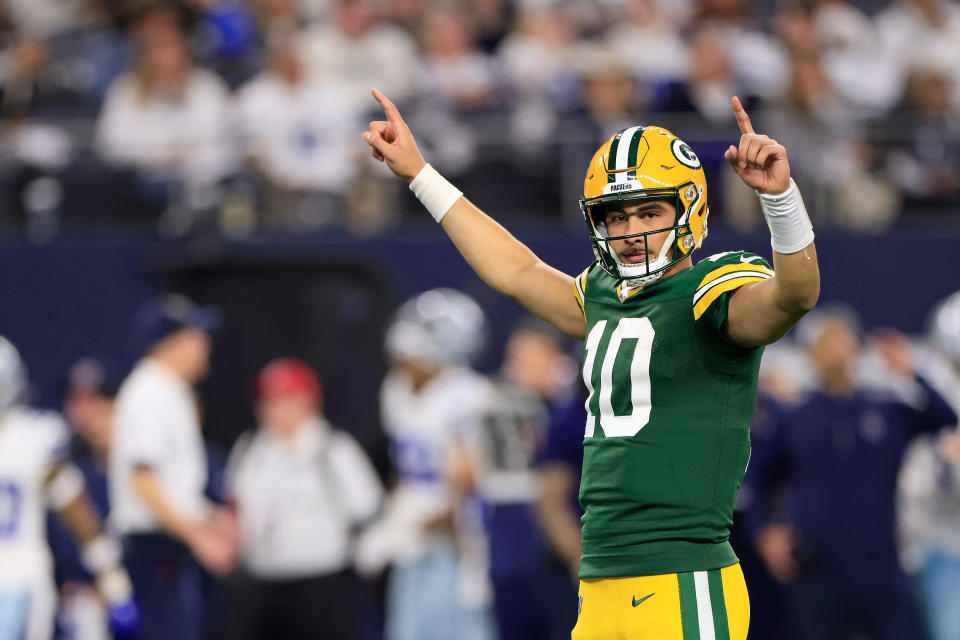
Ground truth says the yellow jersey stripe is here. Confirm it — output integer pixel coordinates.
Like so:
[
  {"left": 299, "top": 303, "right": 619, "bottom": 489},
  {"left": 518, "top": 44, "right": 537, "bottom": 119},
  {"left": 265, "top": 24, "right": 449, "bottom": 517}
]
[
  {"left": 693, "top": 270, "right": 773, "bottom": 307},
  {"left": 697, "top": 262, "right": 773, "bottom": 290},
  {"left": 574, "top": 268, "right": 589, "bottom": 321},
  {"left": 578, "top": 267, "right": 590, "bottom": 292},
  {"left": 574, "top": 291, "right": 585, "bottom": 319},
  {"left": 693, "top": 275, "right": 770, "bottom": 320}
]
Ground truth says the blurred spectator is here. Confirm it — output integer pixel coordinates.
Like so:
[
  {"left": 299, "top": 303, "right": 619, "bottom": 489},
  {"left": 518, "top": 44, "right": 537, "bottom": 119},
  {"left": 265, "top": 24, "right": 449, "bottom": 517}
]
[
  {"left": 692, "top": 0, "right": 789, "bottom": 101},
  {"left": 94, "top": 5, "right": 234, "bottom": 230},
  {"left": 416, "top": 6, "right": 500, "bottom": 113},
  {"left": 297, "top": 0, "right": 418, "bottom": 105},
  {"left": 225, "top": 358, "right": 383, "bottom": 640},
  {"left": 654, "top": 25, "right": 750, "bottom": 123},
  {"left": 109, "top": 294, "right": 236, "bottom": 640},
  {"left": 194, "top": 0, "right": 261, "bottom": 88},
  {"left": 468, "top": 318, "right": 580, "bottom": 640},
  {"left": 744, "top": 309, "right": 957, "bottom": 640},
  {"left": 232, "top": 28, "right": 365, "bottom": 230},
  {"left": 897, "top": 290, "right": 960, "bottom": 640},
  {"left": 762, "top": 51, "right": 899, "bottom": 230},
  {"left": 355, "top": 288, "right": 495, "bottom": 640},
  {"left": 295, "top": 0, "right": 337, "bottom": 22},
  {"left": 803, "top": 0, "right": 899, "bottom": 113},
  {"left": 1, "top": 0, "right": 85, "bottom": 39},
  {"left": 876, "top": 0, "right": 960, "bottom": 108},
  {"left": 607, "top": 0, "right": 688, "bottom": 88},
  {"left": 467, "top": 0, "right": 513, "bottom": 53},
  {"left": 576, "top": 44, "right": 641, "bottom": 139},
  {"left": 0, "top": 0, "right": 127, "bottom": 114},
  {"left": 0, "top": 1, "right": 126, "bottom": 238},
  {"left": 882, "top": 62, "right": 960, "bottom": 215},
  {"left": 49, "top": 356, "right": 124, "bottom": 639},
  {"left": 560, "top": 45, "right": 640, "bottom": 208},
  {"left": 497, "top": 4, "right": 581, "bottom": 154}
]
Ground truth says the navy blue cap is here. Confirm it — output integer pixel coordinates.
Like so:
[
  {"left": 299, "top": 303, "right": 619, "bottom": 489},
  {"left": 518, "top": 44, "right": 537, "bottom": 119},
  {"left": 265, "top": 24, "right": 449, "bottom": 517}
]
[
  {"left": 130, "top": 294, "right": 222, "bottom": 356},
  {"left": 66, "top": 356, "right": 124, "bottom": 397}
]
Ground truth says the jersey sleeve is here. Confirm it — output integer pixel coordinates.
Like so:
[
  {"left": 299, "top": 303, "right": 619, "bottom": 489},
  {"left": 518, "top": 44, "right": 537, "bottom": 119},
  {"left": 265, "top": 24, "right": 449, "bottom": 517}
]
[
  {"left": 692, "top": 251, "right": 775, "bottom": 336},
  {"left": 573, "top": 264, "right": 593, "bottom": 322}
]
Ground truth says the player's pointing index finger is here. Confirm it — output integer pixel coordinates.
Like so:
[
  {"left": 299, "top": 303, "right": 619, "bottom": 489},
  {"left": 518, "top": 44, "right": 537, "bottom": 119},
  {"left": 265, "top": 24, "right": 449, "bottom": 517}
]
[
  {"left": 732, "top": 96, "right": 754, "bottom": 135},
  {"left": 372, "top": 88, "right": 403, "bottom": 126}
]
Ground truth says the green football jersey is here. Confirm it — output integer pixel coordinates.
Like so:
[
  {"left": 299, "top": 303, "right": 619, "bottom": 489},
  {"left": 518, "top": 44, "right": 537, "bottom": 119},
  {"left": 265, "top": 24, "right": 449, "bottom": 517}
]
[{"left": 572, "top": 250, "right": 774, "bottom": 578}]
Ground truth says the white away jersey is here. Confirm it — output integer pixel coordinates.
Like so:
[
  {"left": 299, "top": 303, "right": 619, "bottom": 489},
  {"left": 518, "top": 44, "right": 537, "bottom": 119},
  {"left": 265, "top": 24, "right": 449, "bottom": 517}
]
[
  {"left": 0, "top": 407, "right": 69, "bottom": 585},
  {"left": 357, "top": 367, "right": 491, "bottom": 567}
]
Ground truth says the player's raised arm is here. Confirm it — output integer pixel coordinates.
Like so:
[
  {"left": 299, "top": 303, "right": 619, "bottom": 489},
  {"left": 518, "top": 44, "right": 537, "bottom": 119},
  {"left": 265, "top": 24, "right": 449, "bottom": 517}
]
[
  {"left": 722, "top": 97, "right": 820, "bottom": 348},
  {"left": 362, "top": 89, "right": 586, "bottom": 340}
]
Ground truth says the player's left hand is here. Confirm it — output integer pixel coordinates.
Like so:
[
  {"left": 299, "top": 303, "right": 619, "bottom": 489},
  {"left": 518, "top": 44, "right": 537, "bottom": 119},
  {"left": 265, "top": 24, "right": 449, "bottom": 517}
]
[{"left": 724, "top": 97, "right": 791, "bottom": 195}]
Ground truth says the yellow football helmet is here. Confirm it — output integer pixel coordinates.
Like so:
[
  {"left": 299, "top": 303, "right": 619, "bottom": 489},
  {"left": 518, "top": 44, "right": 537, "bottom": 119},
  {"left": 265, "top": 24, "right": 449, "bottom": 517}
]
[{"left": 580, "top": 125, "right": 710, "bottom": 285}]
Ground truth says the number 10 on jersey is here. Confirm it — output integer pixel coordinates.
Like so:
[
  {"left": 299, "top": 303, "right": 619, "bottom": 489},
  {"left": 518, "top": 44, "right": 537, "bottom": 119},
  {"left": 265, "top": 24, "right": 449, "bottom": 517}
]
[{"left": 583, "top": 318, "right": 655, "bottom": 438}]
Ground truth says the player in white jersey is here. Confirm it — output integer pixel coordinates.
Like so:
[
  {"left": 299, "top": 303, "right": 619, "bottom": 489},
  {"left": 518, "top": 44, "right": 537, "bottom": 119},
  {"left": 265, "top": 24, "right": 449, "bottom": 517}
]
[
  {"left": 356, "top": 288, "right": 495, "bottom": 640},
  {"left": 896, "top": 292, "right": 960, "bottom": 640},
  {"left": 0, "top": 337, "right": 137, "bottom": 640}
]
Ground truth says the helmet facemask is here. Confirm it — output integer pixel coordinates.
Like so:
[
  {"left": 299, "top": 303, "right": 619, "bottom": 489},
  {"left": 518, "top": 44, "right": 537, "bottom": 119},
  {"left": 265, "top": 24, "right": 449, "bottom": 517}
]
[{"left": 580, "top": 181, "right": 705, "bottom": 286}]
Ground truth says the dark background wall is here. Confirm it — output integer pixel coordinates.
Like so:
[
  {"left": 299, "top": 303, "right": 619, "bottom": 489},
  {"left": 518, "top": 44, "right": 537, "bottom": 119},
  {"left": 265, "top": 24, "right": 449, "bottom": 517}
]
[{"left": 1, "top": 229, "right": 957, "bottom": 456}]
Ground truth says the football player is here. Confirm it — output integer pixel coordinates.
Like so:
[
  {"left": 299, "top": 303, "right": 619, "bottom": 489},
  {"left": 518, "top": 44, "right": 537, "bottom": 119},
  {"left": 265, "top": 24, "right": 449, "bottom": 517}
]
[
  {"left": 0, "top": 337, "right": 138, "bottom": 640},
  {"left": 363, "top": 90, "right": 820, "bottom": 639},
  {"left": 356, "top": 288, "right": 495, "bottom": 640},
  {"left": 897, "top": 291, "right": 960, "bottom": 640}
]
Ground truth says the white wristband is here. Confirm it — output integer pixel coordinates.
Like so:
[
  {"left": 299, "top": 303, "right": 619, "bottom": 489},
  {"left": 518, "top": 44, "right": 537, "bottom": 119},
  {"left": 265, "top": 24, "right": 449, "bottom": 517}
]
[
  {"left": 757, "top": 178, "right": 815, "bottom": 254},
  {"left": 409, "top": 163, "right": 463, "bottom": 223}
]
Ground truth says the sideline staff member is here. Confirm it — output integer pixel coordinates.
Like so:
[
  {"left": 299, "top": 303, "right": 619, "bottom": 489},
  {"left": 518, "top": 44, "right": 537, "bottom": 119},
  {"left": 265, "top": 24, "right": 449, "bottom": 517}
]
[
  {"left": 109, "top": 295, "right": 236, "bottom": 640},
  {"left": 226, "top": 358, "right": 383, "bottom": 640}
]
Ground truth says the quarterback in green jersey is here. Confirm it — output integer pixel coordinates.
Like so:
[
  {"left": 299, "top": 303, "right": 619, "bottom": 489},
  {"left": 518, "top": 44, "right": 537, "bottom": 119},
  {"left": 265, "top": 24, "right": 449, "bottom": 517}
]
[{"left": 364, "top": 90, "right": 820, "bottom": 640}]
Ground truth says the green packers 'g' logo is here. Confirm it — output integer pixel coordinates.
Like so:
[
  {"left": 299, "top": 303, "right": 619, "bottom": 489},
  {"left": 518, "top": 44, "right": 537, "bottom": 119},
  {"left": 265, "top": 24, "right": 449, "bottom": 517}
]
[{"left": 671, "top": 139, "right": 701, "bottom": 169}]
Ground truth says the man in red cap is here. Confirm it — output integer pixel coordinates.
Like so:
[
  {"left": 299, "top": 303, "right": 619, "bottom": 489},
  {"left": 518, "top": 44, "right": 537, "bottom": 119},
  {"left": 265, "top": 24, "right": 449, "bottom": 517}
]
[{"left": 225, "top": 358, "right": 384, "bottom": 640}]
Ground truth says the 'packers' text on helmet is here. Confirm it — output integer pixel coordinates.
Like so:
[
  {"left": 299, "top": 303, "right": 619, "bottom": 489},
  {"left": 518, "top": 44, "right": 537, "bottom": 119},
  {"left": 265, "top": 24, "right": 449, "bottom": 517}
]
[{"left": 580, "top": 126, "right": 710, "bottom": 285}]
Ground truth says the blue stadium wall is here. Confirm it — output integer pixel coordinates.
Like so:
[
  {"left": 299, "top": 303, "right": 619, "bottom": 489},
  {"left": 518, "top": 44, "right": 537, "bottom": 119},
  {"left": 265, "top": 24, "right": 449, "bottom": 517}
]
[{"left": 1, "top": 230, "right": 956, "bottom": 453}]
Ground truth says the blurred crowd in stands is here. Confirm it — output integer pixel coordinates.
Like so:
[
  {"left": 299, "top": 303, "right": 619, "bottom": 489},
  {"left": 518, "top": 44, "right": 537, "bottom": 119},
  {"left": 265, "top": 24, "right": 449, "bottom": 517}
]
[{"left": 1, "top": 0, "right": 959, "bottom": 238}]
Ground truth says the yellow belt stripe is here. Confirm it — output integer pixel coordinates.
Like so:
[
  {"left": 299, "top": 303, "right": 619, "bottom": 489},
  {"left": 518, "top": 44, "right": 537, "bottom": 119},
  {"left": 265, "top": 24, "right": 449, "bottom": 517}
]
[
  {"left": 693, "top": 276, "right": 769, "bottom": 320},
  {"left": 697, "top": 263, "right": 773, "bottom": 290}
]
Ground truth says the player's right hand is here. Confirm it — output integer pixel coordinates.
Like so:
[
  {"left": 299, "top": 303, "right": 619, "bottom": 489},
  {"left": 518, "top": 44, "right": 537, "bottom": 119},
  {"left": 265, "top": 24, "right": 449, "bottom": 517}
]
[{"left": 362, "top": 89, "right": 427, "bottom": 183}]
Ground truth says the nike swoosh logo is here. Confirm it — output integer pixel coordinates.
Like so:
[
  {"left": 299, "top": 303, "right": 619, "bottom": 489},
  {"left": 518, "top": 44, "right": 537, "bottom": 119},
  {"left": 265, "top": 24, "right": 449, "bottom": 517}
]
[
  {"left": 739, "top": 255, "right": 763, "bottom": 263},
  {"left": 632, "top": 593, "right": 655, "bottom": 607}
]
